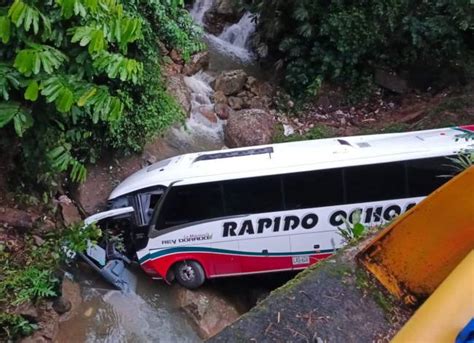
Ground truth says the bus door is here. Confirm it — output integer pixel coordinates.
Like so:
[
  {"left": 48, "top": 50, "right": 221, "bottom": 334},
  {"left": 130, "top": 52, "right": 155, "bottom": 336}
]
[{"left": 211, "top": 234, "right": 241, "bottom": 276}]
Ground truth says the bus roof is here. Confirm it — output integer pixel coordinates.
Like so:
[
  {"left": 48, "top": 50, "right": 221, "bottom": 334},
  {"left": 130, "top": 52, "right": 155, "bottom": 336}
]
[{"left": 109, "top": 126, "right": 474, "bottom": 200}]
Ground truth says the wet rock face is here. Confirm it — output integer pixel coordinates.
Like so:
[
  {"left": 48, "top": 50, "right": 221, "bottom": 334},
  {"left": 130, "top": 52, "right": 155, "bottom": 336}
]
[
  {"left": 214, "top": 69, "right": 247, "bottom": 96},
  {"left": 203, "top": 0, "right": 242, "bottom": 35},
  {"left": 224, "top": 109, "right": 276, "bottom": 148},
  {"left": 166, "top": 75, "right": 192, "bottom": 115},
  {"left": 183, "top": 51, "right": 210, "bottom": 76},
  {"left": 175, "top": 287, "right": 240, "bottom": 339}
]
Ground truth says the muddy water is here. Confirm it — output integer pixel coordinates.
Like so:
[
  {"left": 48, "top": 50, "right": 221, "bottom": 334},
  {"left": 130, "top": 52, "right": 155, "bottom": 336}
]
[
  {"left": 57, "top": 265, "right": 200, "bottom": 342},
  {"left": 58, "top": 2, "right": 261, "bottom": 342}
]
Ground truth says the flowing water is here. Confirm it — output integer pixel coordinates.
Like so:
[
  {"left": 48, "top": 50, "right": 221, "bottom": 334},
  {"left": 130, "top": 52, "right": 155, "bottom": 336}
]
[{"left": 59, "top": 2, "right": 259, "bottom": 342}]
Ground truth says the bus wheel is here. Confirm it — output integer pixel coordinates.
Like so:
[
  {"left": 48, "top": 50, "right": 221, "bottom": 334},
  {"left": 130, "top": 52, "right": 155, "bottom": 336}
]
[{"left": 175, "top": 261, "right": 205, "bottom": 289}]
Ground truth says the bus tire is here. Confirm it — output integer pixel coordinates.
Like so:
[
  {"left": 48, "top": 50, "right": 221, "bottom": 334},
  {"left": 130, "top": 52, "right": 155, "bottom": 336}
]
[{"left": 175, "top": 260, "right": 205, "bottom": 289}]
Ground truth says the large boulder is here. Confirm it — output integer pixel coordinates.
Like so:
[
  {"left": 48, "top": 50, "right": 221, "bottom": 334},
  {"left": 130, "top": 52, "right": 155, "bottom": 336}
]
[
  {"left": 214, "top": 70, "right": 247, "bottom": 96},
  {"left": 374, "top": 68, "right": 409, "bottom": 94},
  {"left": 183, "top": 51, "right": 210, "bottom": 76},
  {"left": 224, "top": 109, "right": 276, "bottom": 148},
  {"left": 175, "top": 287, "right": 241, "bottom": 339},
  {"left": 166, "top": 75, "right": 192, "bottom": 115},
  {"left": 203, "top": 0, "right": 242, "bottom": 35},
  {"left": 0, "top": 207, "right": 35, "bottom": 231}
]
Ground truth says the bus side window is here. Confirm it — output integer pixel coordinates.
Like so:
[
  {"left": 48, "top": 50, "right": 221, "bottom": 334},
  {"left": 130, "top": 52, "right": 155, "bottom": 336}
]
[
  {"left": 407, "top": 157, "right": 453, "bottom": 197},
  {"left": 222, "top": 175, "right": 283, "bottom": 215},
  {"left": 283, "top": 169, "right": 344, "bottom": 210},
  {"left": 345, "top": 162, "right": 407, "bottom": 203},
  {"left": 157, "top": 182, "right": 224, "bottom": 230}
]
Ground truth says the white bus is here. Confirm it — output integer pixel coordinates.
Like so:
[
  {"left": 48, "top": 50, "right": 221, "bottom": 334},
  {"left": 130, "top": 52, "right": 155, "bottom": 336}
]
[{"left": 84, "top": 125, "right": 474, "bottom": 289}]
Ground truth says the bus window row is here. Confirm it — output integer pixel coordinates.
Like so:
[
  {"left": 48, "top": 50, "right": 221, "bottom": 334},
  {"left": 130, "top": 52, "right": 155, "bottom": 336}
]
[{"left": 156, "top": 156, "right": 454, "bottom": 230}]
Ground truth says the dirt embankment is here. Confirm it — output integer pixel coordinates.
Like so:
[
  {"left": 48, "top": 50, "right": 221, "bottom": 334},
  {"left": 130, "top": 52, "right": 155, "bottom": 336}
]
[{"left": 210, "top": 240, "right": 412, "bottom": 342}]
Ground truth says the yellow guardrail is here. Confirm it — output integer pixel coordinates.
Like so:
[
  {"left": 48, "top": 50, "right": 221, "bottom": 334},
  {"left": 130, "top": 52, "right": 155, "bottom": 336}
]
[
  {"left": 358, "top": 166, "right": 474, "bottom": 304},
  {"left": 391, "top": 250, "right": 474, "bottom": 343}
]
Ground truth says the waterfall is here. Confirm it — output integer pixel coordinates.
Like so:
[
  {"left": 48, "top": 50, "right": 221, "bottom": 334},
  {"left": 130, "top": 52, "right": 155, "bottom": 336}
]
[
  {"left": 190, "top": 0, "right": 213, "bottom": 25},
  {"left": 206, "top": 11, "right": 257, "bottom": 63},
  {"left": 218, "top": 12, "right": 256, "bottom": 50}
]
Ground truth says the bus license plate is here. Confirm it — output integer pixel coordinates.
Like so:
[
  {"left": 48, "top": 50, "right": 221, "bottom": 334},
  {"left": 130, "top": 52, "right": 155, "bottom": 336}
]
[{"left": 292, "top": 256, "right": 310, "bottom": 265}]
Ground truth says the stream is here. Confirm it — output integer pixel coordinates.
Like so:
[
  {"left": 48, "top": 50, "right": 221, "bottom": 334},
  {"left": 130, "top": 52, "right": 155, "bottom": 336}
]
[{"left": 57, "top": 2, "right": 259, "bottom": 342}]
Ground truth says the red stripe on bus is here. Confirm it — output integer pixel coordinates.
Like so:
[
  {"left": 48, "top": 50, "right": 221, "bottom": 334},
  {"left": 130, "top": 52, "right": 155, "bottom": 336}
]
[
  {"left": 141, "top": 252, "right": 333, "bottom": 280},
  {"left": 459, "top": 125, "right": 474, "bottom": 132}
]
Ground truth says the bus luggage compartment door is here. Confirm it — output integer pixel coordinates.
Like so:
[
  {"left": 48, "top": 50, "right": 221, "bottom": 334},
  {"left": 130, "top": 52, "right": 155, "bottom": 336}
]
[{"left": 238, "top": 236, "right": 291, "bottom": 273}]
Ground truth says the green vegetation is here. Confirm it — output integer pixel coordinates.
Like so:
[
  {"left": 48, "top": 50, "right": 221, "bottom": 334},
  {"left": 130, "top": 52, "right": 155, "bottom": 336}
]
[
  {"left": 355, "top": 268, "right": 395, "bottom": 315},
  {"left": 248, "top": 0, "right": 473, "bottom": 98},
  {"left": 0, "top": 222, "right": 101, "bottom": 340},
  {"left": 273, "top": 124, "right": 335, "bottom": 143},
  {"left": 337, "top": 210, "right": 366, "bottom": 244},
  {"left": 0, "top": 0, "right": 202, "bottom": 189}
]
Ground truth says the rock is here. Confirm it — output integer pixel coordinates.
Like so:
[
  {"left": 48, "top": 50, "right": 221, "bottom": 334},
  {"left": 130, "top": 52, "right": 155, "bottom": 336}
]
[
  {"left": 245, "top": 76, "right": 257, "bottom": 91},
  {"left": 253, "top": 81, "right": 274, "bottom": 98},
  {"left": 215, "top": 0, "right": 238, "bottom": 15},
  {"left": 203, "top": 0, "right": 242, "bottom": 35},
  {"left": 213, "top": 90, "right": 228, "bottom": 105},
  {"left": 166, "top": 75, "right": 192, "bottom": 115},
  {"left": 75, "top": 167, "right": 113, "bottom": 215},
  {"left": 214, "top": 70, "right": 247, "bottom": 96},
  {"left": 58, "top": 195, "right": 81, "bottom": 226},
  {"left": 203, "top": 11, "right": 228, "bottom": 35},
  {"left": 58, "top": 278, "right": 82, "bottom": 322},
  {"left": 283, "top": 124, "right": 295, "bottom": 136},
  {"left": 142, "top": 151, "right": 157, "bottom": 165},
  {"left": 224, "top": 109, "right": 276, "bottom": 148},
  {"left": 21, "top": 304, "right": 59, "bottom": 342},
  {"left": 247, "top": 97, "right": 267, "bottom": 110},
  {"left": 13, "top": 301, "right": 39, "bottom": 321},
  {"left": 158, "top": 41, "right": 169, "bottom": 56},
  {"left": 183, "top": 51, "right": 210, "bottom": 76},
  {"left": 0, "top": 207, "right": 34, "bottom": 231},
  {"left": 228, "top": 96, "right": 243, "bottom": 110},
  {"left": 176, "top": 287, "right": 240, "bottom": 339},
  {"left": 33, "top": 235, "right": 45, "bottom": 246},
  {"left": 374, "top": 68, "right": 409, "bottom": 94},
  {"left": 215, "top": 103, "right": 231, "bottom": 120},
  {"left": 198, "top": 106, "right": 218, "bottom": 123},
  {"left": 53, "top": 297, "right": 71, "bottom": 315},
  {"left": 169, "top": 49, "right": 183, "bottom": 64}
]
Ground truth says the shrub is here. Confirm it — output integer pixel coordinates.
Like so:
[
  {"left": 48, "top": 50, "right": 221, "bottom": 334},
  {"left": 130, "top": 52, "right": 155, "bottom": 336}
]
[
  {"left": 0, "top": 0, "right": 202, "bottom": 189},
  {"left": 249, "top": 0, "right": 473, "bottom": 98}
]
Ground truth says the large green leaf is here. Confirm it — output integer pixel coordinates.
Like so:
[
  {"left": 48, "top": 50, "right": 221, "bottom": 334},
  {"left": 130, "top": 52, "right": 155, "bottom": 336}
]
[
  {"left": 24, "top": 80, "right": 39, "bottom": 101},
  {"left": 8, "top": 0, "right": 50, "bottom": 35},
  {"left": 0, "top": 16, "right": 11, "bottom": 43},
  {"left": 14, "top": 44, "right": 68, "bottom": 76}
]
